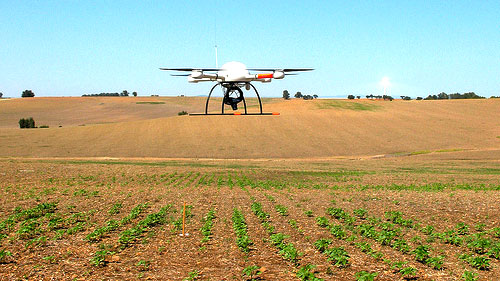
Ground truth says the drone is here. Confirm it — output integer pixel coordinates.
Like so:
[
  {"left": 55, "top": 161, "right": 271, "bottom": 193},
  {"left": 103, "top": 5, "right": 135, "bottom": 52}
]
[{"left": 160, "top": 61, "right": 313, "bottom": 115}]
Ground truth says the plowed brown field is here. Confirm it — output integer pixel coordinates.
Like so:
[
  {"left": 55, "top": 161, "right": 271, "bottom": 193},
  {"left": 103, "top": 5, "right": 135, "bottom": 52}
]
[{"left": 1, "top": 97, "right": 499, "bottom": 158}]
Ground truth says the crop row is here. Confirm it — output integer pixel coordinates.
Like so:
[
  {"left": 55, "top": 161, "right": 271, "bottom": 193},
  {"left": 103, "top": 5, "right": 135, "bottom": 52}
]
[
  {"left": 250, "top": 201, "right": 322, "bottom": 280},
  {"left": 86, "top": 203, "right": 149, "bottom": 242}
]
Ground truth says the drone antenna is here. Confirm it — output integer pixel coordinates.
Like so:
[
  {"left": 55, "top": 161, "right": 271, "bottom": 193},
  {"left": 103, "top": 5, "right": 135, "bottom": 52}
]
[
  {"left": 214, "top": 0, "right": 218, "bottom": 68},
  {"left": 215, "top": 45, "right": 218, "bottom": 68}
]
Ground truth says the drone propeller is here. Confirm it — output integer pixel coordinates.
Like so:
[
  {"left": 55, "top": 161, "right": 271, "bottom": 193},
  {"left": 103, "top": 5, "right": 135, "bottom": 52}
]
[
  {"left": 160, "top": 68, "right": 220, "bottom": 71},
  {"left": 170, "top": 74, "right": 191, "bottom": 77},
  {"left": 247, "top": 68, "right": 314, "bottom": 72}
]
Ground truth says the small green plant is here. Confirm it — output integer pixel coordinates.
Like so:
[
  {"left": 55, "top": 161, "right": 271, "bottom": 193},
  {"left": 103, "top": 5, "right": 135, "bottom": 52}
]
[
  {"left": 90, "top": 249, "right": 114, "bottom": 267},
  {"left": 314, "top": 238, "right": 333, "bottom": 253},
  {"left": 353, "top": 208, "right": 368, "bottom": 219},
  {"left": 296, "top": 264, "right": 323, "bottom": 281},
  {"left": 304, "top": 210, "right": 314, "bottom": 217},
  {"left": 399, "top": 266, "right": 417, "bottom": 279},
  {"left": 183, "top": 269, "right": 200, "bottom": 281},
  {"left": 329, "top": 224, "right": 346, "bottom": 240},
  {"left": 490, "top": 227, "right": 500, "bottom": 238},
  {"left": 421, "top": 225, "right": 434, "bottom": 235},
  {"left": 456, "top": 222, "right": 469, "bottom": 235},
  {"left": 475, "top": 223, "right": 486, "bottom": 232},
  {"left": 279, "top": 242, "right": 301, "bottom": 264},
  {"left": 412, "top": 245, "right": 430, "bottom": 263},
  {"left": 275, "top": 205, "right": 288, "bottom": 216},
  {"left": 316, "top": 216, "right": 330, "bottom": 228},
  {"left": 289, "top": 219, "right": 299, "bottom": 230},
  {"left": 42, "top": 255, "right": 56, "bottom": 263},
  {"left": 462, "top": 270, "right": 478, "bottom": 281},
  {"left": 325, "top": 247, "right": 350, "bottom": 267},
  {"left": 136, "top": 260, "right": 150, "bottom": 271},
  {"left": 392, "top": 239, "right": 411, "bottom": 253},
  {"left": 355, "top": 271, "right": 378, "bottom": 281},
  {"left": 0, "top": 249, "right": 12, "bottom": 264},
  {"left": 242, "top": 265, "right": 261, "bottom": 280},
  {"left": 178, "top": 111, "right": 188, "bottom": 116},
  {"left": 108, "top": 202, "right": 123, "bottom": 215},
  {"left": 355, "top": 242, "right": 373, "bottom": 254},
  {"left": 426, "top": 256, "right": 444, "bottom": 269},
  {"left": 459, "top": 253, "right": 490, "bottom": 270}
]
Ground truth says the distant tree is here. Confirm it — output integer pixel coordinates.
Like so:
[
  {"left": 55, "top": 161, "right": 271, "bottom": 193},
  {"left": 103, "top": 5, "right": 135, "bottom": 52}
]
[
  {"left": 313, "top": 94, "right": 318, "bottom": 99},
  {"left": 400, "top": 96, "right": 412, "bottom": 100},
  {"left": 437, "top": 92, "right": 449, "bottom": 100},
  {"left": 347, "top": 95, "right": 355, "bottom": 100},
  {"left": 120, "top": 90, "right": 129, "bottom": 97},
  {"left": 490, "top": 96, "right": 500, "bottom": 99},
  {"left": 356, "top": 96, "right": 360, "bottom": 99},
  {"left": 424, "top": 94, "right": 437, "bottom": 100},
  {"left": 22, "top": 90, "right": 35, "bottom": 98},
  {"left": 303, "top": 94, "right": 313, "bottom": 100},
  {"left": 294, "top": 91, "right": 303, "bottom": 98},
  {"left": 416, "top": 97, "right": 423, "bottom": 100},
  {"left": 132, "top": 91, "right": 137, "bottom": 97},
  {"left": 282, "top": 90, "right": 290, "bottom": 100},
  {"left": 19, "top": 117, "right": 35, "bottom": 128},
  {"left": 463, "top": 92, "right": 484, "bottom": 99},
  {"left": 0, "top": 92, "right": 3, "bottom": 98},
  {"left": 366, "top": 94, "right": 374, "bottom": 99}
]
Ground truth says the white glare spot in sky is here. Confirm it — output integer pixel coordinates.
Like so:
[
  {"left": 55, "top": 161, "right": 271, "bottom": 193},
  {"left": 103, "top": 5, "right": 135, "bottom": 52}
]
[{"left": 380, "top": 77, "right": 391, "bottom": 88}]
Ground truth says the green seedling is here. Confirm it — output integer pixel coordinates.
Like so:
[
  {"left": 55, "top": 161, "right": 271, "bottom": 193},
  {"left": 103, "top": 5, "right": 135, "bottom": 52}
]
[
  {"left": 325, "top": 247, "right": 350, "bottom": 267},
  {"left": 242, "top": 265, "right": 261, "bottom": 280},
  {"left": 316, "top": 216, "right": 330, "bottom": 228},
  {"left": 296, "top": 264, "right": 323, "bottom": 281},
  {"left": 314, "top": 238, "right": 333, "bottom": 253},
  {"left": 462, "top": 270, "right": 478, "bottom": 281},
  {"left": 355, "top": 271, "right": 378, "bottom": 281},
  {"left": 0, "top": 249, "right": 12, "bottom": 264},
  {"left": 275, "top": 205, "right": 288, "bottom": 216},
  {"left": 108, "top": 202, "right": 123, "bottom": 215},
  {"left": 353, "top": 208, "right": 368, "bottom": 219},
  {"left": 183, "top": 269, "right": 200, "bottom": 281}
]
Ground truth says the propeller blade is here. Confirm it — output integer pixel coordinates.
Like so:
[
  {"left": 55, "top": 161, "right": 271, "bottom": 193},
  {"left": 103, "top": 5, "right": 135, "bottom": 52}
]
[
  {"left": 247, "top": 68, "right": 314, "bottom": 72},
  {"left": 282, "top": 68, "right": 314, "bottom": 72},
  {"left": 170, "top": 74, "right": 190, "bottom": 77},
  {"left": 160, "top": 68, "right": 221, "bottom": 71}
]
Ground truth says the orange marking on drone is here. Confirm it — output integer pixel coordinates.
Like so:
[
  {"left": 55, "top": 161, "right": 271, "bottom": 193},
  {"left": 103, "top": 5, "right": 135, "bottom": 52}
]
[
  {"left": 272, "top": 112, "right": 280, "bottom": 115},
  {"left": 233, "top": 112, "right": 242, "bottom": 115},
  {"left": 257, "top": 73, "right": 273, "bottom": 79}
]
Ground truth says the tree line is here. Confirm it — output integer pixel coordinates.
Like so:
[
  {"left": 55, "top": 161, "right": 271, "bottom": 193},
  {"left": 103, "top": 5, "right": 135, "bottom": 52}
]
[
  {"left": 422, "top": 92, "right": 484, "bottom": 100},
  {"left": 82, "top": 90, "right": 137, "bottom": 97},
  {"left": 344, "top": 92, "right": 490, "bottom": 101},
  {"left": 282, "top": 90, "right": 318, "bottom": 100}
]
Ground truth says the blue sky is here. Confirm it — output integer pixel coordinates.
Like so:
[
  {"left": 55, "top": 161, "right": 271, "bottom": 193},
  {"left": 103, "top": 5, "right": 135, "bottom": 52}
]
[{"left": 1, "top": 1, "right": 499, "bottom": 98}]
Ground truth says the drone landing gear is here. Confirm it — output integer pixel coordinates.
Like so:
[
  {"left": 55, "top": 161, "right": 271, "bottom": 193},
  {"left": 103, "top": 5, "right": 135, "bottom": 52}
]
[{"left": 189, "top": 82, "right": 279, "bottom": 116}]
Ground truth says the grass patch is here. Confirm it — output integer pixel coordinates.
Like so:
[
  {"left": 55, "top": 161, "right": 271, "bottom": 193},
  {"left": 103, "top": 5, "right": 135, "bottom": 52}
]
[
  {"left": 409, "top": 150, "right": 432, "bottom": 156},
  {"left": 317, "top": 100, "right": 381, "bottom": 111},
  {"left": 435, "top": 148, "right": 464, "bottom": 153}
]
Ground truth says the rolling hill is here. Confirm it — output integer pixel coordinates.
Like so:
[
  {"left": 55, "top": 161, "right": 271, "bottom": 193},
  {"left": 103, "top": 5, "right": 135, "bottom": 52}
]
[{"left": 1, "top": 97, "right": 499, "bottom": 159}]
